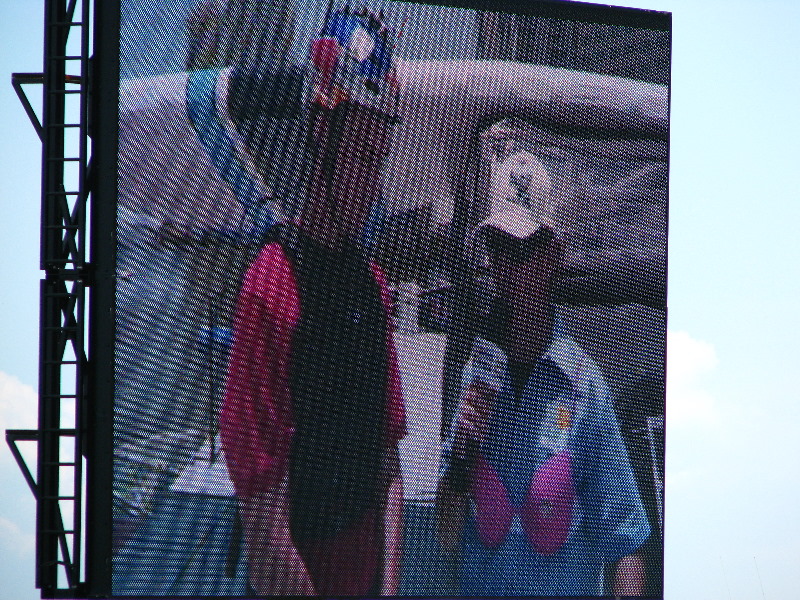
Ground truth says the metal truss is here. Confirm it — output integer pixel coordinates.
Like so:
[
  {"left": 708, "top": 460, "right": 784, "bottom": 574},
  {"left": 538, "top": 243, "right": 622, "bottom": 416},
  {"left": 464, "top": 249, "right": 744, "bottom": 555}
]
[{"left": 7, "top": 0, "right": 92, "bottom": 596}]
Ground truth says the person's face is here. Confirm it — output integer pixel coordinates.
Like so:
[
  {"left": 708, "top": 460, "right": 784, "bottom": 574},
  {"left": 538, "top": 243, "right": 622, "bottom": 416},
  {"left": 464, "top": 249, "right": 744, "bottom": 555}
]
[
  {"left": 486, "top": 228, "right": 561, "bottom": 297},
  {"left": 306, "top": 102, "right": 394, "bottom": 239},
  {"left": 487, "top": 227, "right": 563, "bottom": 353}
]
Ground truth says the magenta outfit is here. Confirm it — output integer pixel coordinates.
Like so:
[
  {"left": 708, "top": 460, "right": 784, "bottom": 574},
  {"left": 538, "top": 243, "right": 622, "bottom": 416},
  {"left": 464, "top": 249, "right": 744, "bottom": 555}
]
[{"left": 472, "top": 450, "right": 576, "bottom": 554}]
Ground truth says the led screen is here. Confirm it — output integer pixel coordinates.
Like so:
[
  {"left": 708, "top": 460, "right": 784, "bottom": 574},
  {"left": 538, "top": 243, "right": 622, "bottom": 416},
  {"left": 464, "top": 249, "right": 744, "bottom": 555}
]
[{"left": 112, "top": 0, "right": 669, "bottom": 596}]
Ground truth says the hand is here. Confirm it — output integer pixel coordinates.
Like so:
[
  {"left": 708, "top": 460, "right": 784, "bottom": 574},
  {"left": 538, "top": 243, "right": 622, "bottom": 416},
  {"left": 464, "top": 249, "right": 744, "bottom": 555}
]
[
  {"left": 250, "top": 538, "right": 316, "bottom": 596},
  {"left": 455, "top": 381, "right": 495, "bottom": 450},
  {"left": 156, "top": 219, "right": 192, "bottom": 246},
  {"left": 613, "top": 553, "right": 646, "bottom": 596}
]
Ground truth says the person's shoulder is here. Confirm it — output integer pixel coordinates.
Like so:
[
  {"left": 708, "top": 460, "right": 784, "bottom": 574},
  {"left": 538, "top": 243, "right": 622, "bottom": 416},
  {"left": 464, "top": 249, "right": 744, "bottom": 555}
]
[
  {"left": 469, "top": 336, "right": 507, "bottom": 385},
  {"left": 242, "top": 241, "right": 297, "bottom": 304},
  {"left": 545, "top": 334, "right": 607, "bottom": 399}
]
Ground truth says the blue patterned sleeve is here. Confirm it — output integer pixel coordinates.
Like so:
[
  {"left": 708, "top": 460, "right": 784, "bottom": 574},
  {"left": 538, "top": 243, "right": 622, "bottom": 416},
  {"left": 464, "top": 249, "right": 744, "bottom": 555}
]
[{"left": 574, "top": 374, "right": 651, "bottom": 562}]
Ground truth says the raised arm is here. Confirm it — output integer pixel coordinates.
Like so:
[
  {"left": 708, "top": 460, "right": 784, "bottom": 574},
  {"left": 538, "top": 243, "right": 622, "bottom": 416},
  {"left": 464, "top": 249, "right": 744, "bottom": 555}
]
[{"left": 436, "top": 340, "right": 504, "bottom": 552}]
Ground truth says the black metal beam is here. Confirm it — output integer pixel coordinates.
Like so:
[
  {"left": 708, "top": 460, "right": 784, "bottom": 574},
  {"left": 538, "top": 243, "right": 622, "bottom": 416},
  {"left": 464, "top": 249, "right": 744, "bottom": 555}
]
[
  {"left": 11, "top": 73, "right": 45, "bottom": 142},
  {"left": 35, "top": 0, "right": 91, "bottom": 595},
  {"left": 85, "top": 0, "right": 118, "bottom": 594},
  {"left": 5, "top": 430, "right": 39, "bottom": 498}
]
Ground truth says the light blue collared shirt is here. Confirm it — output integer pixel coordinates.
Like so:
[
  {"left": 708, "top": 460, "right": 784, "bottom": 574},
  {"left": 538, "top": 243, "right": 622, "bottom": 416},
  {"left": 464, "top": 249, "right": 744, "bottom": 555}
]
[{"left": 440, "top": 330, "right": 650, "bottom": 596}]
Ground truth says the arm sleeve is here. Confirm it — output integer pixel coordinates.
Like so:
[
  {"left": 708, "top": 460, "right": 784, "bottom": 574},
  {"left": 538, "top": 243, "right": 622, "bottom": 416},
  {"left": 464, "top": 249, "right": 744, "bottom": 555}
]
[
  {"left": 220, "top": 246, "right": 296, "bottom": 498},
  {"left": 185, "top": 68, "right": 289, "bottom": 244},
  {"left": 574, "top": 378, "right": 651, "bottom": 562}
]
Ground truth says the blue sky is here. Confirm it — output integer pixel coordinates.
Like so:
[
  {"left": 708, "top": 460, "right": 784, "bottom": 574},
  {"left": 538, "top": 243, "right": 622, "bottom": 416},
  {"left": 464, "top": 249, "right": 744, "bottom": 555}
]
[{"left": 2, "top": 1, "right": 800, "bottom": 599}]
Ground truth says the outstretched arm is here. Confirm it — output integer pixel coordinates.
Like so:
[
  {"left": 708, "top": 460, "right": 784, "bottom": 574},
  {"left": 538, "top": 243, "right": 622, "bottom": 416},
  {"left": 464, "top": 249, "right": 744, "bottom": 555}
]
[{"left": 555, "top": 249, "right": 666, "bottom": 310}]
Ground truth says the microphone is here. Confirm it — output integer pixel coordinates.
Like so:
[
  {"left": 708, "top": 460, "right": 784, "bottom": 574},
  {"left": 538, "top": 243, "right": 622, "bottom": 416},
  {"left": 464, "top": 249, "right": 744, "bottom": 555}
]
[{"left": 448, "top": 380, "right": 499, "bottom": 492}]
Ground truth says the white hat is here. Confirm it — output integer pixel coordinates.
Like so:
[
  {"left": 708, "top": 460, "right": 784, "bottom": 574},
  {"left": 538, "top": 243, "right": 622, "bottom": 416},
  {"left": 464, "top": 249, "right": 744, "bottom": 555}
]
[{"left": 477, "top": 149, "right": 555, "bottom": 237}]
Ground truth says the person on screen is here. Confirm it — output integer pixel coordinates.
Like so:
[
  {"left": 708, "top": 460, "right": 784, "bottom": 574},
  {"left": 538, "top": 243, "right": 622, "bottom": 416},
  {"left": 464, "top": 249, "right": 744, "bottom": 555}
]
[
  {"left": 220, "top": 9, "right": 406, "bottom": 596},
  {"left": 608, "top": 373, "right": 665, "bottom": 596},
  {"left": 436, "top": 198, "right": 650, "bottom": 596}
]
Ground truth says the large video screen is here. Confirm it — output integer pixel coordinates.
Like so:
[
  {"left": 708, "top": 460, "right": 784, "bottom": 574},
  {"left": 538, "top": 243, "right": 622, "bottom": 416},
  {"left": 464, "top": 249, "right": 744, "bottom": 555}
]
[{"left": 112, "top": 0, "right": 669, "bottom": 596}]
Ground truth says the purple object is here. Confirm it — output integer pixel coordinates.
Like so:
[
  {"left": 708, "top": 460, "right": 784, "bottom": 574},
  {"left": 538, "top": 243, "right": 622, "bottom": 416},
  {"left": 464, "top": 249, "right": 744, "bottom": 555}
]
[
  {"left": 471, "top": 454, "right": 513, "bottom": 547},
  {"left": 471, "top": 451, "right": 575, "bottom": 554},
  {"left": 521, "top": 451, "right": 575, "bottom": 555}
]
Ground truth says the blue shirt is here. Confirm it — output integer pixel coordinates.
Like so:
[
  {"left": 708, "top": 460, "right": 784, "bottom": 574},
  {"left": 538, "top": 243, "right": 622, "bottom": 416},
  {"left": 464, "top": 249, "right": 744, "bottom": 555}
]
[{"left": 440, "top": 331, "right": 650, "bottom": 596}]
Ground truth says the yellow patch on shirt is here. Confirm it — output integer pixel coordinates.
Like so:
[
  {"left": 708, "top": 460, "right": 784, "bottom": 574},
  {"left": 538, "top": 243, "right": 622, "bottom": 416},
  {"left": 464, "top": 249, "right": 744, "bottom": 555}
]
[{"left": 556, "top": 404, "right": 572, "bottom": 430}]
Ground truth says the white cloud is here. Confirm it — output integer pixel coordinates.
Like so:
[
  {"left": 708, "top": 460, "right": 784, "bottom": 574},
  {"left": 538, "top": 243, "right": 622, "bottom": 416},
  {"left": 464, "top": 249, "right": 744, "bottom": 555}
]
[
  {"left": 0, "top": 371, "right": 37, "bottom": 429},
  {"left": 666, "top": 330, "right": 719, "bottom": 427},
  {"left": 0, "top": 374, "right": 38, "bottom": 596},
  {"left": 0, "top": 516, "right": 35, "bottom": 559},
  {"left": 0, "top": 371, "right": 38, "bottom": 465}
]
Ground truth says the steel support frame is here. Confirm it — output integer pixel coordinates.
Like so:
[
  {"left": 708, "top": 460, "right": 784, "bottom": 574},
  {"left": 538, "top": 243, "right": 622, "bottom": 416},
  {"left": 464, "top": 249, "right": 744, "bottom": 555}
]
[{"left": 21, "top": 0, "right": 93, "bottom": 596}]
